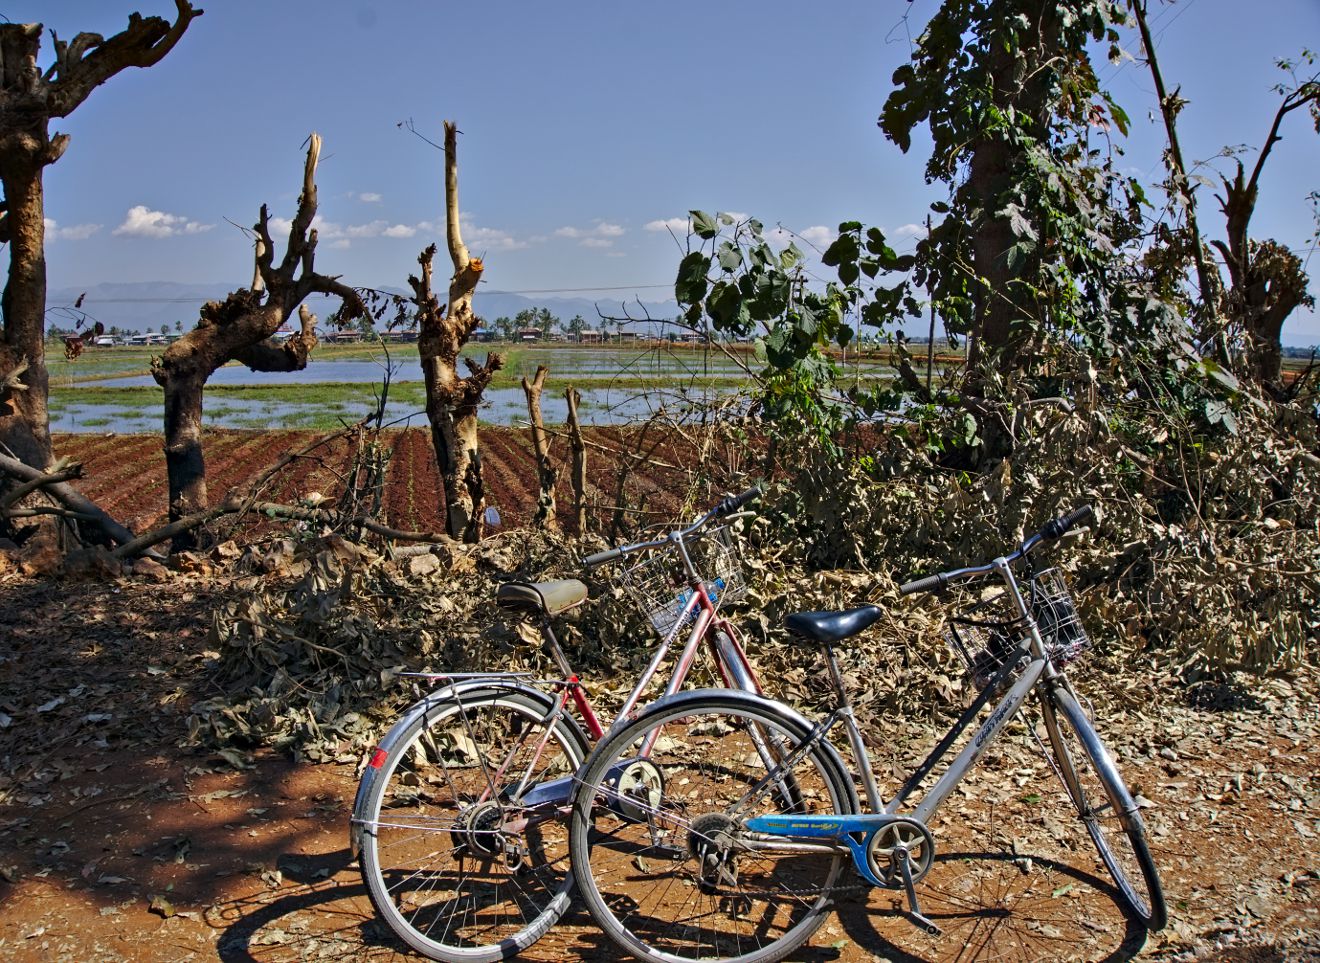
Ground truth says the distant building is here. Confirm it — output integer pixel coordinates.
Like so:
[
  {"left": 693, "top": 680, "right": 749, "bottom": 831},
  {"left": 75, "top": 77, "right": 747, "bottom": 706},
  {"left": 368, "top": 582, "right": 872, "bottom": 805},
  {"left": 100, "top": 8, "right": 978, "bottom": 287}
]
[
  {"left": 517, "top": 328, "right": 541, "bottom": 342},
  {"left": 576, "top": 329, "right": 603, "bottom": 343}
]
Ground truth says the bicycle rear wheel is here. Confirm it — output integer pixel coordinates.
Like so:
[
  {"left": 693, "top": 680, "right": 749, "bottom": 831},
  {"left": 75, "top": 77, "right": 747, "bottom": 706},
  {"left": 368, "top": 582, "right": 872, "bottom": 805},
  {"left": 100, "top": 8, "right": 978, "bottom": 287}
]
[
  {"left": 358, "top": 688, "right": 589, "bottom": 962},
  {"left": 570, "top": 689, "right": 858, "bottom": 963},
  {"left": 1041, "top": 685, "right": 1167, "bottom": 930}
]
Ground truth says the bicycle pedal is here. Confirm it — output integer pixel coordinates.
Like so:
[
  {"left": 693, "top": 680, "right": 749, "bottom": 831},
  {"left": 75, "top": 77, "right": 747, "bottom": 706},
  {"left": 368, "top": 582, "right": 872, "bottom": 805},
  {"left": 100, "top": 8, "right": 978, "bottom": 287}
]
[{"left": 908, "top": 910, "right": 941, "bottom": 936}]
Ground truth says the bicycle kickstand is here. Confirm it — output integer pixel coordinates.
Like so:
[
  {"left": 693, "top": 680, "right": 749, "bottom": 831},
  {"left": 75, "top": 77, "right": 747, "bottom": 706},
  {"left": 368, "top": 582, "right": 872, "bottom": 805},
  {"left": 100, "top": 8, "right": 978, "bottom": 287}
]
[{"left": 895, "top": 848, "right": 942, "bottom": 936}]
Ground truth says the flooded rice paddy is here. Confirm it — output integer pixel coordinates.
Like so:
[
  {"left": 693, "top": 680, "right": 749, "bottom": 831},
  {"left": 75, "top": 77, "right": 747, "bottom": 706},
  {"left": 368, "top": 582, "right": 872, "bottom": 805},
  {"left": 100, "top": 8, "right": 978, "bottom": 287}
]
[{"left": 48, "top": 343, "right": 886, "bottom": 433}]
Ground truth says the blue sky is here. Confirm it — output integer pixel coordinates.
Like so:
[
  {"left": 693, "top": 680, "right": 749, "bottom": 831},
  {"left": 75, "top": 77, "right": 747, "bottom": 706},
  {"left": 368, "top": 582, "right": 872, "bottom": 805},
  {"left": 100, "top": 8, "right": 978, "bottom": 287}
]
[{"left": 11, "top": 0, "right": 1320, "bottom": 342}]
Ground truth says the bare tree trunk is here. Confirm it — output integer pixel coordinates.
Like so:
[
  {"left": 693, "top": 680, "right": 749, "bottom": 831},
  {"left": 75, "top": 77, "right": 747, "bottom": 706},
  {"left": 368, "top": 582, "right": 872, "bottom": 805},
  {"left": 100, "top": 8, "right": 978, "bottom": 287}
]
[
  {"left": 0, "top": 6, "right": 200, "bottom": 486},
  {"left": 161, "top": 375, "right": 207, "bottom": 524},
  {"left": 412, "top": 121, "right": 503, "bottom": 543},
  {"left": 566, "top": 386, "right": 588, "bottom": 535},
  {"left": 152, "top": 134, "right": 361, "bottom": 552},
  {"left": 0, "top": 153, "right": 52, "bottom": 470},
  {"left": 521, "top": 365, "right": 558, "bottom": 531},
  {"left": 962, "top": 0, "right": 1062, "bottom": 372}
]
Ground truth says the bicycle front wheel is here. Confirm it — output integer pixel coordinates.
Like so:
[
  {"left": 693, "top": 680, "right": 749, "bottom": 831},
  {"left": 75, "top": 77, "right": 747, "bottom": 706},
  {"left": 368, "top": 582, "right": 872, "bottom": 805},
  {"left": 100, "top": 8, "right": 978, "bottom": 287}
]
[
  {"left": 1041, "top": 685, "right": 1167, "bottom": 931},
  {"left": 358, "top": 688, "right": 589, "bottom": 962},
  {"left": 570, "top": 689, "right": 859, "bottom": 963}
]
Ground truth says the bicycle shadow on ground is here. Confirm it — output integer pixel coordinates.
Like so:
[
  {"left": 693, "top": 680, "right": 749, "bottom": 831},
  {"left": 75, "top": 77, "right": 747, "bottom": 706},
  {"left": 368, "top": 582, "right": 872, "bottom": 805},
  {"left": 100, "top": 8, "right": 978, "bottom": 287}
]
[
  {"left": 831, "top": 849, "right": 1151, "bottom": 963},
  {"left": 209, "top": 847, "right": 640, "bottom": 963},
  {"left": 211, "top": 847, "right": 369, "bottom": 962}
]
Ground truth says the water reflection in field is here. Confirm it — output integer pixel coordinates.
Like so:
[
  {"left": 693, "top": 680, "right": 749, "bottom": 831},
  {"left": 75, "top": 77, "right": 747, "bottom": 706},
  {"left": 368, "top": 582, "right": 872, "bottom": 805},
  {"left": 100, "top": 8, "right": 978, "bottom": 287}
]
[
  {"left": 50, "top": 384, "right": 746, "bottom": 434},
  {"left": 52, "top": 346, "right": 891, "bottom": 433}
]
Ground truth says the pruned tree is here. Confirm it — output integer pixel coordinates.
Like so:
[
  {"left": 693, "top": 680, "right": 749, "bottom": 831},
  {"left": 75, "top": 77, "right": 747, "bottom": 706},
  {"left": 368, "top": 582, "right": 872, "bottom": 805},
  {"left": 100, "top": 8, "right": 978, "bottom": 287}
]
[
  {"left": 1136, "top": 8, "right": 1318, "bottom": 385},
  {"left": 409, "top": 120, "right": 503, "bottom": 543},
  {"left": 565, "top": 385, "right": 588, "bottom": 534},
  {"left": 151, "top": 133, "right": 364, "bottom": 551},
  {"left": 0, "top": 2, "right": 201, "bottom": 480},
  {"left": 1210, "top": 56, "right": 1319, "bottom": 386},
  {"left": 521, "top": 364, "right": 558, "bottom": 531}
]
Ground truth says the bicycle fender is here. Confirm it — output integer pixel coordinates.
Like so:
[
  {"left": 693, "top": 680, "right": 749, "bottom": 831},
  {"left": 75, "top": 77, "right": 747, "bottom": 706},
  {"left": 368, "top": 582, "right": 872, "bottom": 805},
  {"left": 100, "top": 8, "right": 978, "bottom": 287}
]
[
  {"left": 348, "top": 679, "right": 587, "bottom": 859},
  {"left": 630, "top": 687, "right": 861, "bottom": 814}
]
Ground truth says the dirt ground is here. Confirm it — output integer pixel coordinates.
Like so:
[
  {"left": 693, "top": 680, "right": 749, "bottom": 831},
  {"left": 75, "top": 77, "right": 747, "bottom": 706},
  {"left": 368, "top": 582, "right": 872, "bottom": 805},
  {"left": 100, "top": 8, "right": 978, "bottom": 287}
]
[{"left": 1, "top": 572, "right": 1318, "bottom": 963}]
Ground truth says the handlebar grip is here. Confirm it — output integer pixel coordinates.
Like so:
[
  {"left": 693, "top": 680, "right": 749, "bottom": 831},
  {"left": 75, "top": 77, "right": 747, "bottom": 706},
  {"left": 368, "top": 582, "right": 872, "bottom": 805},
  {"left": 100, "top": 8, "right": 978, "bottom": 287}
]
[
  {"left": 713, "top": 483, "right": 762, "bottom": 518},
  {"left": 900, "top": 572, "right": 947, "bottom": 596},
  {"left": 1042, "top": 504, "right": 1094, "bottom": 541},
  {"left": 583, "top": 547, "right": 624, "bottom": 568}
]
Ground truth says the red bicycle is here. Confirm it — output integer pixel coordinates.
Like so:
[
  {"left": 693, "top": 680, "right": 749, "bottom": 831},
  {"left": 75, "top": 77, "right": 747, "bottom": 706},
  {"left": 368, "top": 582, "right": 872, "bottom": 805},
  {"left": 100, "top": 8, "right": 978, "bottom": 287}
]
[{"left": 349, "top": 486, "right": 764, "bottom": 962}]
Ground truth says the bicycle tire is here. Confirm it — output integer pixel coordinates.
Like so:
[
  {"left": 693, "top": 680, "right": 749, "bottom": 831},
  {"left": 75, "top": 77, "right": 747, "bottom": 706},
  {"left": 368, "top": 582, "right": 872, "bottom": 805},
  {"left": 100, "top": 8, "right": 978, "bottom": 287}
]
[
  {"left": 570, "top": 689, "right": 859, "bottom": 963},
  {"left": 1041, "top": 686, "right": 1167, "bottom": 931},
  {"left": 358, "top": 687, "right": 590, "bottom": 962}
]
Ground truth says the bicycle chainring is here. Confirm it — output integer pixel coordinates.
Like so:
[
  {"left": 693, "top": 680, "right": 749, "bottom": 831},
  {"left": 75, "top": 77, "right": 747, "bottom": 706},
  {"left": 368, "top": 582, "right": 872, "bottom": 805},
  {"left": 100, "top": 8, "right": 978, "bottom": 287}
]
[{"left": 865, "top": 817, "right": 935, "bottom": 889}]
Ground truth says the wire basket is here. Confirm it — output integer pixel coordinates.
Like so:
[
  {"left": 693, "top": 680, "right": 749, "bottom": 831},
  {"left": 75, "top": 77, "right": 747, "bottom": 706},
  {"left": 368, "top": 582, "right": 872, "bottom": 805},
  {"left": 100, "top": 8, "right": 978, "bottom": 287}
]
[
  {"left": 945, "top": 568, "right": 1092, "bottom": 689},
  {"left": 616, "top": 525, "right": 747, "bottom": 639}
]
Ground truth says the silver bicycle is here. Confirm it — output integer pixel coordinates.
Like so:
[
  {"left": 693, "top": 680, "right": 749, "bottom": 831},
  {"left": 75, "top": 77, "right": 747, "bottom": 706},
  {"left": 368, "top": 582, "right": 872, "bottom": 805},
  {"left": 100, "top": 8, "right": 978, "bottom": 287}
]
[{"left": 569, "top": 505, "right": 1167, "bottom": 963}]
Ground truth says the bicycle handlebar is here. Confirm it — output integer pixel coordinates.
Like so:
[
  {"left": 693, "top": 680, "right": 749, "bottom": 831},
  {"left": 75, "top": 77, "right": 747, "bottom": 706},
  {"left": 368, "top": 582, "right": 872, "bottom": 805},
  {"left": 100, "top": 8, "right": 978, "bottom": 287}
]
[
  {"left": 899, "top": 504, "right": 1094, "bottom": 596},
  {"left": 712, "top": 484, "right": 762, "bottom": 519},
  {"left": 582, "top": 484, "right": 763, "bottom": 569},
  {"left": 582, "top": 546, "right": 624, "bottom": 568}
]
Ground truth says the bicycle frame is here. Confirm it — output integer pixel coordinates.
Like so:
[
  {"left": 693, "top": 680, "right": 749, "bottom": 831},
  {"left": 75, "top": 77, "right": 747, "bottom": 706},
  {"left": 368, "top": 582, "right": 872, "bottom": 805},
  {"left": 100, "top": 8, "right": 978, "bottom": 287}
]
[
  {"left": 744, "top": 557, "right": 1067, "bottom": 875},
  {"left": 352, "top": 502, "right": 768, "bottom": 854}
]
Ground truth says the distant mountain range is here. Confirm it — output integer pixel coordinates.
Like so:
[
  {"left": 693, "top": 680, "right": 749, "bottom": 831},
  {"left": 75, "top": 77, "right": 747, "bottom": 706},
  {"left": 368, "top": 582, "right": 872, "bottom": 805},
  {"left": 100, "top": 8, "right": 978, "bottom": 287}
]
[{"left": 47, "top": 281, "right": 682, "bottom": 336}]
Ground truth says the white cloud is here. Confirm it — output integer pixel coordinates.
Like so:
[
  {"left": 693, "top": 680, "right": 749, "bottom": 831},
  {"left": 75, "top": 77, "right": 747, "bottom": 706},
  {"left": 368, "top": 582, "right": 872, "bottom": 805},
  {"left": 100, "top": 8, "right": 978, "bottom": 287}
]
[
  {"left": 555, "top": 221, "right": 625, "bottom": 246},
  {"left": 263, "top": 214, "right": 522, "bottom": 250},
  {"left": 645, "top": 217, "right": 690, "bottom": 233},
  {"left": 44, "top": 218, "right": 100, "bottom": 242},
  {"left": 891, "top": 223, "right": 925, "bottom": 240},
  {"left": 464, "top": 223, "right": 526, "bottom": 251},
  {"left": 113, "top": 205, "right": 213, "bottom": 238},
  {"left": 358, "top": 192, "right": 382, "bottom": 203},
  {"left": 799, "top": 225, "right": 836, "bottom": 249},
  {"left": 646, "top": 212, "right": 748, "bottom": 235}
]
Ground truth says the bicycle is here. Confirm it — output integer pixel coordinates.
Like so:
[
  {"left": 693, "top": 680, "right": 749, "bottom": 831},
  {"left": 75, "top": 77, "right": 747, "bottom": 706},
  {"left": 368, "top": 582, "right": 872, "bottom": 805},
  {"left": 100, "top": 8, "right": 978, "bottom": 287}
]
[
  {"left": 349, "top": 485, "right": 766, "bottom": 962},
  {"left": 568, "top": 505, "right": 1168, "bottom": 963}
]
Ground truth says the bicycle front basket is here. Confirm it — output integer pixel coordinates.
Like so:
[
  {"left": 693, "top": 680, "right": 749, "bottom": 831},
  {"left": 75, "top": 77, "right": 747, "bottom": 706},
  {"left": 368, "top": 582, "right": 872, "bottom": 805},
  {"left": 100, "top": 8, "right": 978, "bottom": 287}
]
[
  {"left": 1030, "top": 568, "right": 1091, "bottom": 666},
  {"left": 945, "top": 589, "right": 1030, "bottom": 690},
  {"left": 616, "top": 525, "right": 747, "bottom": 640}
]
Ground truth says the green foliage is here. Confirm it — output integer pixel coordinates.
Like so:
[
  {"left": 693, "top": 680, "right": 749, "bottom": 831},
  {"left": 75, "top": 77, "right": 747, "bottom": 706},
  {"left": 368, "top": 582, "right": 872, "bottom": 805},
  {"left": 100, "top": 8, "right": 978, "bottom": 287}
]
[{"left": 879, "top": 0, "right": 1149, "bottom": 374}]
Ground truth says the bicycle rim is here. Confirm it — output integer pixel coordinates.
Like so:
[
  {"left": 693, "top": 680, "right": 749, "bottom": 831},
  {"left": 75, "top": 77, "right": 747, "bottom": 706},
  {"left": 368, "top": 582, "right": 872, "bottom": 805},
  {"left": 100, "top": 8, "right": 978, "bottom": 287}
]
[
  {"left": 360, "top": 692, "right": 587, "bottom": 962},
  {"left": 1043, "top": 687, "right": 1167, "bottom": 930},
  {"left": 571, "top": 692, "right": 856, "bottom": 963}
]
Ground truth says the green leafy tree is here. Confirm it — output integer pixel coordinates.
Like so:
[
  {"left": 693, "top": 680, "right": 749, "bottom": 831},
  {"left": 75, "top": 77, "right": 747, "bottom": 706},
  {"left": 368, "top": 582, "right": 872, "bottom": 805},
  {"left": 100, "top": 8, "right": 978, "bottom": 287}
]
[
  {"left": 880, "top": 0, "right": 1143, "bottom": 377},
  {"left": 567, "top": 313, "right": 586, "bottom": 339}
]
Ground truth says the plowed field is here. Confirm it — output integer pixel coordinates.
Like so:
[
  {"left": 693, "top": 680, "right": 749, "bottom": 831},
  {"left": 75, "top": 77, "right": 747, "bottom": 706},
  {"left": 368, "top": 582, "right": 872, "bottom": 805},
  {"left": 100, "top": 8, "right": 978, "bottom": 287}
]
[{"left": 52, "top": 427, "right": 704, "bottom": 538}]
